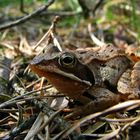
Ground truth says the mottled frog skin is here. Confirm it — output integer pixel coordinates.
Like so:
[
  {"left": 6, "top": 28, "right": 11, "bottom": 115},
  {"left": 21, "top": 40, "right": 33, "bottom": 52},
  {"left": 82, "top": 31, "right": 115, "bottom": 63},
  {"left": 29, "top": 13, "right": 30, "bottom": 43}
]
[{"left": 30, "top": 44, "right": 140, "bottom": 116}]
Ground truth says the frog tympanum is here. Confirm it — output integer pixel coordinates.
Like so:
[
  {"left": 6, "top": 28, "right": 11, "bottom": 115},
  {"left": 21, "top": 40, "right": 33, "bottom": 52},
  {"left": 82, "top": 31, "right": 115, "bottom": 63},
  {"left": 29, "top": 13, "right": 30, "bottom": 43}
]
[{"left": 30, "top": 43, "right": 140, "bottom": 116}]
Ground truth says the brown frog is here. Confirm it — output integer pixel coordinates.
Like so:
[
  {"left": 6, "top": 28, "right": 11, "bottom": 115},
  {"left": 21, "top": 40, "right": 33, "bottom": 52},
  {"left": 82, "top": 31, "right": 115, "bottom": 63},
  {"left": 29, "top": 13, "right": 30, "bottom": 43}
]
[{"left": 30, "top": 43, "right": 140, "bottom": 116}]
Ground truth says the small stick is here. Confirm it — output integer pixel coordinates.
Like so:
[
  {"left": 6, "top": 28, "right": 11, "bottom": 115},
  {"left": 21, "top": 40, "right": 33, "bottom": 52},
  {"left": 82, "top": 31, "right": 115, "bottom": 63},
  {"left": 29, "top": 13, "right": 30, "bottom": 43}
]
[
  {"left": 33, "top": 16, "right": 61, "bottom": 50},
  {"left": 0, "top": 0, "right": 55, "bottom": 31},
  {"left": 88, "top": 23, "right": 105, "bottom": 47}
]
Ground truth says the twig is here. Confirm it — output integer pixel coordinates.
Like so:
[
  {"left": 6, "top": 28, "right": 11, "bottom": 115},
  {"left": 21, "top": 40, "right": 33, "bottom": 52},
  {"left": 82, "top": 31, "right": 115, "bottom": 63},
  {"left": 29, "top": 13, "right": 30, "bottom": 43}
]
[
  {"left": 20, "top": 0, "right": 28, "bottom": 14},
  {"left": 99, "top": 117, "right": 137, "bottom": 123},
  {"left": 0, "top": 0, "right": 55, "bottom": 31},
  {"left": 0, "top": 56, "right": 12, "bottom": 95},
  {"left": 33, "top": 16, "right": 61, "bottom": 51},
  {"left": 41, "top": 10, "right": 82, "bottom": 16},
  {"left": 0, "top": 10, "right": 81, "bottom": 28},
  {"left": 0, "top": 86, "right": 51, "bottom": 109},
  {"left": 33, "top": 23, "right": 54, "bottom": 50},
  {"left": 0, "top": 94, "right": 64, "bottom": 109},
  {"left": 34, "top": 99, "right": 79, "bottom": 140},
  {"left": 88, "top": 23, "right": 105, "bottom": 47},
  {"left": 99, "top": 128, "right": 121, "bottom": 140},
  {"left": 58, "top": 100, "right": 140, "bottom": 139},
  {"left": 121, "top": 117, "right": 140, "bottom": 132},
  {"left": 92, "top": 0, "right": 104, "bottom": 14},
  {"left": 7, "top": 115, "right": 37, "bottom": 139},
  {"left": 24, "top": 109, "right": 63, "bottom": 140},
  {"left": 51, "top": 31, "right": 62, "bottom": 51}
]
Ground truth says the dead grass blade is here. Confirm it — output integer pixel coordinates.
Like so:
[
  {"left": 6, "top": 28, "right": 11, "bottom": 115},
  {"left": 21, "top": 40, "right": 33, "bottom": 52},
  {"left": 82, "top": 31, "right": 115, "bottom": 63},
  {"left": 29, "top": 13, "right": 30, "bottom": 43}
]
[{"left": 59, "top": 100, "right": 140, "bottom": 139}]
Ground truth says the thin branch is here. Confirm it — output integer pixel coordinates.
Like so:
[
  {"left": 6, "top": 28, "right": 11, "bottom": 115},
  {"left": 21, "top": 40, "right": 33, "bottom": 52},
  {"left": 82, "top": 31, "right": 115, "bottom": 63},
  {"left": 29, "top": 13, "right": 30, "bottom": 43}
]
[
  {"left": 92, "top": 0, "right": 104, "bottom": 14},
  {"left": 0, "top": 10, "right": 81, "bottom": 27},
  {"left": 41, "top": 10, "right": 82, "bottom": 16},
  {"left": 20, "top": 0, "right": 28, "bottom": 14},
  {"left": 24, "top": 109, "right": 63, "bottom": 140},
  {"left": 0, "top": 0, "right": 55, "bottom": 31},
  {"left": 0, "top": 86, "right": 52, "bottom": 109},
  {"left": 58, "top": 100, "right": 140, "bottom": 139},
  {"left": 33, "top": 16, "right": 62, "bottom": 52},
  {"left": 88, "top": 23, "right": 106, "bottom": 47}
]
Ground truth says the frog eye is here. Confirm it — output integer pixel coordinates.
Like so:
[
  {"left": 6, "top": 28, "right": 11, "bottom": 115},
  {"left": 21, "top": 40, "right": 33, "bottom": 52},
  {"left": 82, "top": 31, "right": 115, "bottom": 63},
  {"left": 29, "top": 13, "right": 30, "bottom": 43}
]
[{"left": 58, "top": 53, "right": 76, "bottom": 68}]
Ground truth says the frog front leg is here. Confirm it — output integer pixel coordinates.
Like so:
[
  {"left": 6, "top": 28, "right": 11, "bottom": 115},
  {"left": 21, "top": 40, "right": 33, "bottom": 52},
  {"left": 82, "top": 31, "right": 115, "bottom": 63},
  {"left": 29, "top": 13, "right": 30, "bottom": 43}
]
[{"left": 66, "top": 87, "right": 120, "bottom": 118}]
